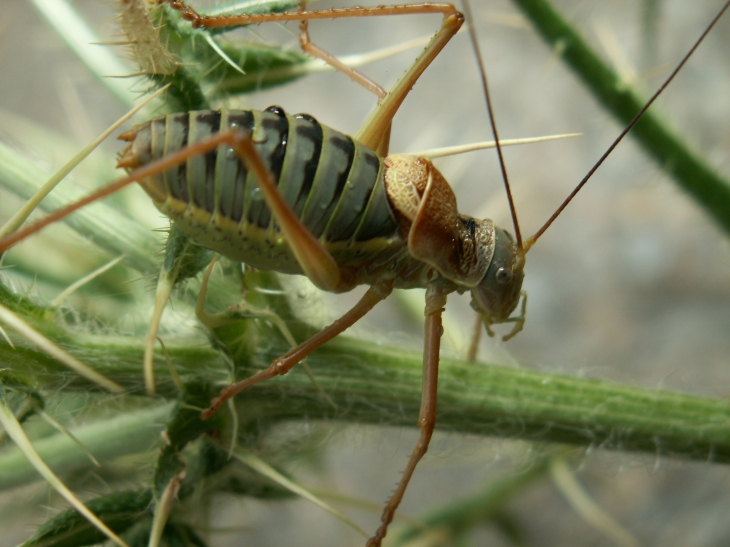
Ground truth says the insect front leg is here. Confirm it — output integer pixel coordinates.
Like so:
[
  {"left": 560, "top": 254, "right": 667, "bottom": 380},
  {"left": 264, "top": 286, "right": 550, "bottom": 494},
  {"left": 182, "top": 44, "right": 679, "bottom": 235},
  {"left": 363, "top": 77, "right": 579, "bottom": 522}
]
[{"left": 367, "top": 284, "right": 448, "bottom": 547}]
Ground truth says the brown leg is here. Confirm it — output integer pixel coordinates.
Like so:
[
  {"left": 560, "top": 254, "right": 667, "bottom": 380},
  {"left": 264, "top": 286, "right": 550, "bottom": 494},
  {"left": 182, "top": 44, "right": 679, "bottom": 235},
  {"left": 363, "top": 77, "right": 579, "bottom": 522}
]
[
  {"left": 295, "top": 1, "right": 392, "bottom": 156},
  {"left": 201, "top": 282, "right": 393, "bottom": 420},
  {"left": 351, "top": 8, "right": 463, "bottom": 153},
  {"left": 467, "top": 312, "right": 483, "bottom": 362},
  {"left": 223, "top": 130, "right": 343, "bottom": 291},
  {"left": 195, "top": 255, "right": 338, "bottom": 409},
  {"left": 367, "top": 285, "right": 448, "bottom": 547},
  {"left": 158, "top": 1, "right": 463, "bottom": 154},
  {"left": 298, "top": 1, "right": 387, "bottom": 100}
]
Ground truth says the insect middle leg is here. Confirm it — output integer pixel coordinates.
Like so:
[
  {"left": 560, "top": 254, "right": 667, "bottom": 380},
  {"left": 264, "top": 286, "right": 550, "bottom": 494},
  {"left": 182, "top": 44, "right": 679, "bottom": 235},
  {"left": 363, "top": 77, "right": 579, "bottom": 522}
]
[{"left": 201, "top": 280, "right": 394, "bottom": 419}]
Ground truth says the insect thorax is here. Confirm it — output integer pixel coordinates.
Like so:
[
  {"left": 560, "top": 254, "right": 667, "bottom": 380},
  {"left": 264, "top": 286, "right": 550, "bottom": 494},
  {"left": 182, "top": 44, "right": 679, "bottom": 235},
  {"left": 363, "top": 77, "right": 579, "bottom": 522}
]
[{"left": 383, "top": 154, "right": 524, "bottom": 320}]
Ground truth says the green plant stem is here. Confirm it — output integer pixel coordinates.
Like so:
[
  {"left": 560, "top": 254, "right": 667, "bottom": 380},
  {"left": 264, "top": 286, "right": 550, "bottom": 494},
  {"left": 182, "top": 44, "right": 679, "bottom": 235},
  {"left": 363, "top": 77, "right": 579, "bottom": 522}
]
[
  {"left": 511, "top": 0, "right": 730, "bottom": 235},
  {"left": 3, "top": 323, "right": 730, "bottom": 486}
]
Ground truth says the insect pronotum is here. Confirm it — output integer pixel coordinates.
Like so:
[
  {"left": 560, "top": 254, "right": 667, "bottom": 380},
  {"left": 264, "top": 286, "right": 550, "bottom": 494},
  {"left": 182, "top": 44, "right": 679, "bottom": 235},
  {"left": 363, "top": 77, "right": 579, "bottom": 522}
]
[{"left": 1, "top": 0, "right": 728, "bottom": 544}]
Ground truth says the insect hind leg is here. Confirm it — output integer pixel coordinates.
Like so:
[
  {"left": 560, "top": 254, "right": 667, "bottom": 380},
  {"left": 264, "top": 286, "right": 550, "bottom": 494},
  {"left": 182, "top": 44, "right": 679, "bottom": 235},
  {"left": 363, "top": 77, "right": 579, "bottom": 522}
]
[
  {"left": 122, "top": 123, "right": 343, "bottom": 294},
  {"left": 221, "top": 128, "right": 343, "bottom": 292},
  {"left": 158, "top": 1, "right": 463, "bottom": 156}
]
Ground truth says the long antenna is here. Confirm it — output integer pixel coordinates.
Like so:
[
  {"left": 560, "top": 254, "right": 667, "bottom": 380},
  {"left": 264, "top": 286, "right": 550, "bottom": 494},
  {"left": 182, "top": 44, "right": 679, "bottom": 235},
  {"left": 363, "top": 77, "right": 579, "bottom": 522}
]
[
  {"left": 526, "top": 0, "right": 730, "bottom": 251},
  {"left": 461, "top": 0, "right": 523, "bottom": 250}
]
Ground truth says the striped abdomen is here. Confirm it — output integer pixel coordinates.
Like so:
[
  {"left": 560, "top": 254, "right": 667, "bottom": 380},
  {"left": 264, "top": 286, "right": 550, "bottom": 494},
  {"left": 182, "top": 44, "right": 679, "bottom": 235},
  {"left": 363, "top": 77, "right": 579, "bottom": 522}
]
[{"left": 119, "top": 107, "right": 426, "bottom": 288}]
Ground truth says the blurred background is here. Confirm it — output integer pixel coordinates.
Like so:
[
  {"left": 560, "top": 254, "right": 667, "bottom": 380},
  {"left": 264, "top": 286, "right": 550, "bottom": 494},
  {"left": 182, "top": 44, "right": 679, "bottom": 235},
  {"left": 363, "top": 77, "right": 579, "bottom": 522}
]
[{"left": 0, "top": 0, "right": 729, "bottom": 545}]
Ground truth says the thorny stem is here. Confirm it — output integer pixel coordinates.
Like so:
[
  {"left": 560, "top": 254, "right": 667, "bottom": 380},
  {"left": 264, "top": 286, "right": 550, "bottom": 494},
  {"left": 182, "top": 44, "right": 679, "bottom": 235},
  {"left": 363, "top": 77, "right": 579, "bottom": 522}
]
[{"left": 2, "top": 309, "right": 730, "bottom": 479}]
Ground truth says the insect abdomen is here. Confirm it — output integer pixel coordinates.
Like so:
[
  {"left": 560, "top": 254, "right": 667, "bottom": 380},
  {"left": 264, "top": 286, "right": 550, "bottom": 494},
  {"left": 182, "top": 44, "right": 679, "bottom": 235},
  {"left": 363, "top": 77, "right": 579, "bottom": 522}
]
[{"left": 121, "top": 107, "right": 404, "bottom": 276}]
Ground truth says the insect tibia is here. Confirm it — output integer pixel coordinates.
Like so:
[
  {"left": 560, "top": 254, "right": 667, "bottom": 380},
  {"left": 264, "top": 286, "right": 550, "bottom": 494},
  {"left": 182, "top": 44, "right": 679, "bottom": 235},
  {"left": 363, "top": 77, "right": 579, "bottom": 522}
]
[{"left": 383, "top": 155, "right": 494, "bottom": 287}]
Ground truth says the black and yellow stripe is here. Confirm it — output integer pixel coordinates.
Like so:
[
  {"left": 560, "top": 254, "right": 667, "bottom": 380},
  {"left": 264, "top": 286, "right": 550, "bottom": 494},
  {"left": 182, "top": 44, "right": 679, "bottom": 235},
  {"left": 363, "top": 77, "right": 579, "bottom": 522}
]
[
  {"left": 130, "top": 107, "right": 408, "bottom": 280},
  {"left": 136, "top": 108, "right": 398, "bottom": 242}
]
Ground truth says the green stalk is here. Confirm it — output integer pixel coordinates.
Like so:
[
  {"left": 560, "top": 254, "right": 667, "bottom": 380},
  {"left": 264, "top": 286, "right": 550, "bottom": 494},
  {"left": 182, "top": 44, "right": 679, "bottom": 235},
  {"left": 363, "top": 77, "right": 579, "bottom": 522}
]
[
  {"left": 511, "top": 0, "right": 730, "bottom": 235},
  {"left": 3, "top": 298, "right": 730, "bottom": 491}
]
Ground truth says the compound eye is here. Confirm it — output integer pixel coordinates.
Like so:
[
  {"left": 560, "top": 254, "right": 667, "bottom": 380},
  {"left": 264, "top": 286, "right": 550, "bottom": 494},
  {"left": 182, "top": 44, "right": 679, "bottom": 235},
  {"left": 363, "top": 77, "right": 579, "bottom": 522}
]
[{"left": 495, "top": 266, "right": 513, "bottom": 284}]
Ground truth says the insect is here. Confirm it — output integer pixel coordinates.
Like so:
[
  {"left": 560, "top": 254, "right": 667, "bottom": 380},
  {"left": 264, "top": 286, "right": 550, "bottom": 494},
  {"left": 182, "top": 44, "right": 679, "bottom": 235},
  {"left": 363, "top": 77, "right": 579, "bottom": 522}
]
[{"left": 1, "top": 1, "right": 728, "bottom": 547}]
